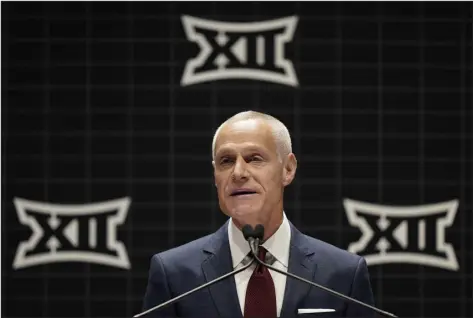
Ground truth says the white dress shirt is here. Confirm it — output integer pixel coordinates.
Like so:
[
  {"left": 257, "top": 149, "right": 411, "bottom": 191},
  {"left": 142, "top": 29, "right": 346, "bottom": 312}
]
[{"left": 228, "top": 213, "right": 291, "bottom": 317}]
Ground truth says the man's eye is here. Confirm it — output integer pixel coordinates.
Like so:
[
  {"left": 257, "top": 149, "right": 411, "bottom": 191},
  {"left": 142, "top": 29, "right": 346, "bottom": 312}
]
[
  {"left": 220, "top": 158, "right": 232, "bottom": 164},
  {"left": 250, "top": 156, "right": 263, "bottom": 161}
]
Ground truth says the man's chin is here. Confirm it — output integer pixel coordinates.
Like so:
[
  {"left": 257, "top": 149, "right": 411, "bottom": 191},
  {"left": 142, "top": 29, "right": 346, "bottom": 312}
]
[{"left": 229, "top": 207, "right": 262, "bottom": 226}]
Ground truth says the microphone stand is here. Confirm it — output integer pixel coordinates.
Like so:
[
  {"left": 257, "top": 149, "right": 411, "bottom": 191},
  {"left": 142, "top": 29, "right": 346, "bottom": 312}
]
[
  {"left": 133, "top": 257, "right": 255, "bottom": 318},
  {"left": 248, "top": 243, "right": 398, "bottom": 318}
]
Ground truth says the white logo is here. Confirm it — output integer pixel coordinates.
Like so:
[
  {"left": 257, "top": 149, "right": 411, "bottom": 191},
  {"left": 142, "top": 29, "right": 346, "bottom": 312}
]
[
  {"left": 12, "top": 197, "right": 131, "bottom": 270},
  {"left": 181, "top": 15, "right": 298, "bottom": 87},
  {"left": 344, "top": 198, "right": 459, "bottom": 271}
]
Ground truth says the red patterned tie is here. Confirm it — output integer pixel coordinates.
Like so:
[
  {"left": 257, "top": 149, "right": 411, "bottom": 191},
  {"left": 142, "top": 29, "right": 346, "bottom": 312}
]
[{"left": 244, "top": 247, "right": 277, "bottom": 318}]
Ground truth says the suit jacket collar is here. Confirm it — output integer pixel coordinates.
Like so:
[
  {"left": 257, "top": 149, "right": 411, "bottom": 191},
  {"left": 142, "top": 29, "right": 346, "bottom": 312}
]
[
  {"left": 201, "top": 219, "right": 318, "bottom": 318},
  {"left": 202, "top": 220, "right": 242, "bottom": 318}
]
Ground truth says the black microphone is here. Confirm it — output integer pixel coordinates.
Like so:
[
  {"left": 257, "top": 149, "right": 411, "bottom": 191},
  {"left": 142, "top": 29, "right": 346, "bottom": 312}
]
[
  {"left": 242, "top": 224, "right": 264, "bottom": 255},
  {"left": 245, "top": 224, "right": 398, "bottom": 318},
  {"left": 133, "top": 225, "right": 258, "bottom": 318}
]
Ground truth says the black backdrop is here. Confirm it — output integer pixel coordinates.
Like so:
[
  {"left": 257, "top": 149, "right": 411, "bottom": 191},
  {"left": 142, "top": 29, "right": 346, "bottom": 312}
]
[{"left": 2, "top": 2, "right": 472, "bottom": 318}]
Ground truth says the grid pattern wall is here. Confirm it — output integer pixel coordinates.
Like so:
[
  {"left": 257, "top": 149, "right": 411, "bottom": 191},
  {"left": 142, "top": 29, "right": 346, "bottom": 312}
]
[{"left": 2, "top": 2, "right": 472, "bottom": 318}]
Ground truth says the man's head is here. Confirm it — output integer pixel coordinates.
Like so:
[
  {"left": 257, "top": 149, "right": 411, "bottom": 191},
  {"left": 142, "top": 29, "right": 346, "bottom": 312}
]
[{"left": 212, "top": 111, "right": 297, "bottom": 231}]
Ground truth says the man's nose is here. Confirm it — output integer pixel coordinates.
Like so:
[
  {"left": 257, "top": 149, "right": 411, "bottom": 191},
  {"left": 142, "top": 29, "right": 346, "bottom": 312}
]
[{"left": 232, "top": 157, "right": 249, "bottom": 180}]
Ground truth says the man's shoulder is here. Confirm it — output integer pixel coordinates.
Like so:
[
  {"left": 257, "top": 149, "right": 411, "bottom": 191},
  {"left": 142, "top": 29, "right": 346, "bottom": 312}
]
[
  {"left": 151, "top": 232, "right": 214, "bottom": 265},
  {"left": 299, "top": 231, "right": 364, "bottom": 269}
]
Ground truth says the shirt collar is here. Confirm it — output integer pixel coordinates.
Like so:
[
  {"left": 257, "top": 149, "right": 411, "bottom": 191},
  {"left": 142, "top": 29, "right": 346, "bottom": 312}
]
[{"left": 228, "top": 212, "right": 291, "bottom": 269}]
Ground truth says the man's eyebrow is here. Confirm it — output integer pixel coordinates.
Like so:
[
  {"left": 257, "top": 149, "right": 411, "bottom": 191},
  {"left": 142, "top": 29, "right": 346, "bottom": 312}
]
[
  {"left": 245, "top": 147, "right": 267, "bottom": 153},
  {"left": 215, "top": 148, "right": 234, "bottom": 157},
  {"left": 216, "top": 146, "right": 268, "bottom": 157}
]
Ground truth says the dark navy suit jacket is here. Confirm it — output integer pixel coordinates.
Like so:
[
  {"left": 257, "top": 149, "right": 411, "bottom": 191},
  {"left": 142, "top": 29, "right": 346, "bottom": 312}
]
[{"left": 142, "top": 220, "right": 375, "bottom": 318}]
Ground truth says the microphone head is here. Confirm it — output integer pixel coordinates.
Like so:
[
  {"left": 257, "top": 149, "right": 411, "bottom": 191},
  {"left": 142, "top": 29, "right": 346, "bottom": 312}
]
[
  {"left": 242, "top": 224, "right": 255, "bottom": 241},
  {"left": 253, "top": 224, "right": 264, "bottom": 240}
]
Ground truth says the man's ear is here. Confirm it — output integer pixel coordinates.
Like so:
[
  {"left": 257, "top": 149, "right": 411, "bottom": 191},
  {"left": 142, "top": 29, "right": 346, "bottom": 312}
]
[{"left": 282, "top": 153, "right": 297, "bottom": 186}]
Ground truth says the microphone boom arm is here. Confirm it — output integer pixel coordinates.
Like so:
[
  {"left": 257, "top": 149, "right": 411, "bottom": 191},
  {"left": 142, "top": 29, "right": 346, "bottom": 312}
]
[
  {"left": 134, "top": 257, "right": 255, "bottom": 318},
  {"left": 249, "top": 247, "right": 398, "bottom": 318}
]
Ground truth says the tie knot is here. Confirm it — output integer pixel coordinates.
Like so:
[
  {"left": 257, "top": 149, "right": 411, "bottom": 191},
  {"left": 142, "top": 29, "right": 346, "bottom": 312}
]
[
  {"left": 258, "top": 246, "right": 267, "bottom": 260},
  {"left": 241, "top": 247, "right": 275, "bottom": 267}
]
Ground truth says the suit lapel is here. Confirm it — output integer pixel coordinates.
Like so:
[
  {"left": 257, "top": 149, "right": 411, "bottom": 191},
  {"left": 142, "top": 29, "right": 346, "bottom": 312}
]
[
  {"left": 201, "top": 221, "right": 242, "bottom": 318},
  {"left": 280, "top": 224, "right": 317, "bottom": 317}
]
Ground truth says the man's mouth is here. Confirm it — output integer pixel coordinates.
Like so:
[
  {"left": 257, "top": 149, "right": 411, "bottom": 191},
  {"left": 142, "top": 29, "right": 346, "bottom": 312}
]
[{"left": 230, "top": 189, "right": 257, "bottom": 196}]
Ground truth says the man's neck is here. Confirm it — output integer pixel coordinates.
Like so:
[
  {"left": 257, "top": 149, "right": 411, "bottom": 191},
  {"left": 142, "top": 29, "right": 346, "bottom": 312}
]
[
  {"left": 232, "top": 211, "right": 284, "bottom": 241},
  {"left": 262, "top": 213, "right": 284, "bottom": 241}
]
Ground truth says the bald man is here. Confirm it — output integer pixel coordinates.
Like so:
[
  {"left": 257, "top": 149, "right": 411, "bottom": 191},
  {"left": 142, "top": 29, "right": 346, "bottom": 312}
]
[{"left": 141, "top": 111, "right": 375, "bottom": 318}]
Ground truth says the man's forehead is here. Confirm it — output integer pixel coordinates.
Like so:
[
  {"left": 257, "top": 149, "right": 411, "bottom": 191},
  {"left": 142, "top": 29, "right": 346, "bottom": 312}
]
[
  {"left": 217, "top": 142, "right": 266, "bottom": 154},
  {"left": 215, "top": 119, "right": 277, "bottom": 154}
]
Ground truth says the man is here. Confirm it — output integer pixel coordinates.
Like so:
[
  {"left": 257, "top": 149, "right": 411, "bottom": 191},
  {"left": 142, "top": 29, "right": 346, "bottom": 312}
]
[{"left": 141, "top": 111, "right": 375, "bottom": 318}]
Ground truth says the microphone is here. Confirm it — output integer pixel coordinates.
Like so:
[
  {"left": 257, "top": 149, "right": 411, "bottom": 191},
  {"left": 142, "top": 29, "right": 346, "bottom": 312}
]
[
  {"left": 242, "top": 224, "right": 264, "bottom": 255},
  {"left": 133, "top": 224, "right": 258, "bottom": 318},
  {"left": 245, "top": 224, "right": 398, "bottom": 318}
]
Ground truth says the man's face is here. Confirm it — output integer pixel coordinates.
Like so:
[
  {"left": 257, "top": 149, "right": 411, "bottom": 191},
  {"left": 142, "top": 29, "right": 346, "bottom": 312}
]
[{"left": 212, "top": 119, "right": 296, "bottom": 227}]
